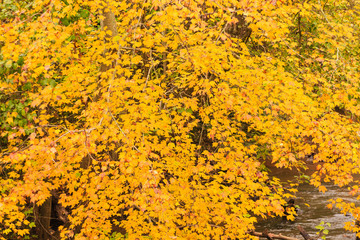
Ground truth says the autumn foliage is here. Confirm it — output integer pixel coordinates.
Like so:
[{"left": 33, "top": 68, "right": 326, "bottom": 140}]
[{"left": 1, "top": 0, "right": 360, "bottom": 239}]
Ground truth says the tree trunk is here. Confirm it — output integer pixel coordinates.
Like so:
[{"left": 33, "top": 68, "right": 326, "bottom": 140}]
[
  {"left": 75, "top": 2, "right": 119, "bottom": 236},
  {"left": 81, "top": 1, "right": 118, "bottom": 168},
  {"left": 35, "top": 197, "right": 52, "bottom": 240},
  {"left": 99, "top": 1, "right": 118, "bottom": 73}
]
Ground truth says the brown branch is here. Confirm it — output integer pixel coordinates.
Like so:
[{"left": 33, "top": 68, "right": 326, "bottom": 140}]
[
  {"left": 297, "top": 225, "right": 315, "bottom": 240},
  {"left": 248, "top": 230, "right": 300, "bottom": 240},
  {"left": 248, "top": 225, "right": 314, "bottom": 240}
]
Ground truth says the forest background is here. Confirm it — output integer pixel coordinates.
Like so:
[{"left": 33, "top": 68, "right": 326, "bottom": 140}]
[{"left": 1, "top": 0, "right": 360, "bottom": 239}]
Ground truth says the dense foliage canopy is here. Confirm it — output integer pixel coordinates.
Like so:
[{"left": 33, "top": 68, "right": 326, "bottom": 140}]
[{"left": 1, "top": 0, "right": 360, "bottom": 239}]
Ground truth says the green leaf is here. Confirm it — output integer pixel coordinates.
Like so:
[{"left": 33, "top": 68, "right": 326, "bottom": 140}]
[
  {"left": 23, "top": 82, "right": 32, "bottom": 91},
  {"left": 79, "top": 9, "right": 89, "bottom": 19},
  {"left": 17, "top": 56, "right": 24, "bottom": 66},
  {"left": 49, "top": 79, "right": 57, "bottom": 87},
  {"left": 5, "top": 60, "right": 12, "bottom": 69}
]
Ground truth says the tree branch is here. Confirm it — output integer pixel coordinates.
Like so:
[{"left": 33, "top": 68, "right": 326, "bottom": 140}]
[{"left": 248, "top": 225, "right": 314, "bottom": 240}]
